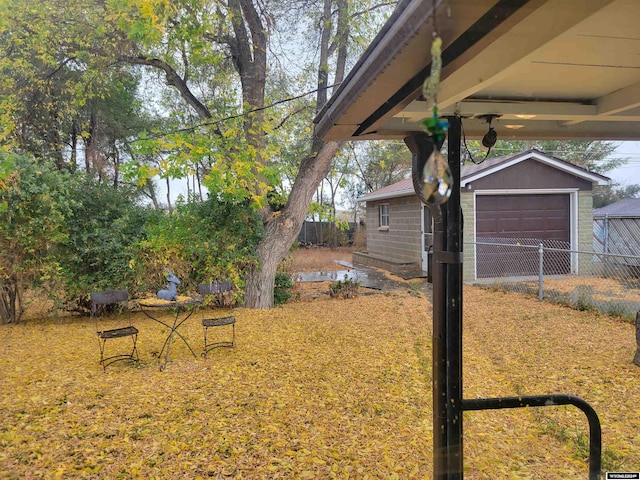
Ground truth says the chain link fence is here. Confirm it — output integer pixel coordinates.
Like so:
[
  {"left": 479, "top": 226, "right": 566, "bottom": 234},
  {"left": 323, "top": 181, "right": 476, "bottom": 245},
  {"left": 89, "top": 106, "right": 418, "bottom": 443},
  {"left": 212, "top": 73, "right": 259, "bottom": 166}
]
[{"left": 468, "top": 237, "right": 640, "bottom": 322}]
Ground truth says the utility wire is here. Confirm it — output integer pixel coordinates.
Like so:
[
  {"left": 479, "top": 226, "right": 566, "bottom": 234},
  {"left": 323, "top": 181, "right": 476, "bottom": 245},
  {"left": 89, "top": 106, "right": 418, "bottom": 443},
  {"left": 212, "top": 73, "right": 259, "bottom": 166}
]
[
  {"left": 126, "top": 82, "right": 342, "bottom": 144},
  {"left": 19, "top": 82, "right": 341, "bottom": 158}
]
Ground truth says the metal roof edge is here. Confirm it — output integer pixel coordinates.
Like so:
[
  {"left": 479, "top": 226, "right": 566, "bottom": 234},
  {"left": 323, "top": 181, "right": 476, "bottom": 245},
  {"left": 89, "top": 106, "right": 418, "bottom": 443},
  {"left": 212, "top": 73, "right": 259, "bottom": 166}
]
[
  {"left": 357, "top": 188, "right": 414, "bottom": 202},
  {"left": 593, "top": 213, "right": 640, "bottom": 218},
  {"left": 358, "top": 150, "right": 611, "bottom": 203},
  {"left": 357, "top": 178, "right": 414, "bottom": 202},
  {"left": 313, "top": 0, "right": 436, "bottom": 139}
]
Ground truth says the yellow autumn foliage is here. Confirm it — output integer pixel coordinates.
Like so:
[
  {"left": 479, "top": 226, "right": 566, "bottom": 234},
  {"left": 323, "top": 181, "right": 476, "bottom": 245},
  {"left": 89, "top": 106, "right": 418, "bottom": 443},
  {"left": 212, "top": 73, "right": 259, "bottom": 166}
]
[{"left": 0, "top": 285, "right": 638, "bottom": 478}]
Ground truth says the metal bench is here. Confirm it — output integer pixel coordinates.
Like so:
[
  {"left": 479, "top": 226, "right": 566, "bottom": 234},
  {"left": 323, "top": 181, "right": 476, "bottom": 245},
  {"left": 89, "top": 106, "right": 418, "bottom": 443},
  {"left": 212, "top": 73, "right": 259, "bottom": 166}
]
[
  {"left": 198, "top": 282, "right": 235, "bottom": 357},
  {"left": 91, "top": 289, "right": 139, "bottom": 371}
]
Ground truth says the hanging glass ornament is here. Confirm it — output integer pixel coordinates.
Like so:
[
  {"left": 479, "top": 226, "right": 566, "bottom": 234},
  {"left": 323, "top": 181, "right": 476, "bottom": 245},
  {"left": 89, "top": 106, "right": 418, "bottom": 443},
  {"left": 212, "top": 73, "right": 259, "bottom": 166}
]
[
  {"left": 422, "top": 148, "right": 452, "bottom": 204},
  {"left": 418, "top": 35, "right": 452, "bottom": 205}
]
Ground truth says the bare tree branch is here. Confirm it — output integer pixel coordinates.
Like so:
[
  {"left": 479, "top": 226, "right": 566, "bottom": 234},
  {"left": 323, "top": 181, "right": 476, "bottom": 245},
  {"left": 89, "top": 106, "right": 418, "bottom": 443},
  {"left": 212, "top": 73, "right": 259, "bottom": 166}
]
[
  {"left": 352, "top": 1, "right": 396, "bottom": 18},
  {"left": 273, "top": 105, "right": 313, "bottom": 131},
  {"left": 121, "top": 55, "right": 214, "bottom": 122}
]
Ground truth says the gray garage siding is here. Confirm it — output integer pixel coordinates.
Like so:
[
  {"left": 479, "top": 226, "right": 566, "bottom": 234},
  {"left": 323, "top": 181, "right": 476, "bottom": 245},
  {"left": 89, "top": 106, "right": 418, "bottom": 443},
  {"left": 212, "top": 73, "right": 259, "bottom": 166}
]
[
  {"left": 467, "top": 158, "right": 593, "bottom": 191},
  {"left": 365, "top": 196, "right": 423, "bottom": 264}
]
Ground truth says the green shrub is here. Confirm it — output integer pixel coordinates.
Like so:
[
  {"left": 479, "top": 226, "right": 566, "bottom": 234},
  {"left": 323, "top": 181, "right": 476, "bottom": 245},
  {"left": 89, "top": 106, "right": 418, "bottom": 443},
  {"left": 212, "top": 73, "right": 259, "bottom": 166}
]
[
  {"left": 141, "top": 196, "right": 263, "bottom": 301},
  {"left": 328, "top": 274, "right": 360, "bottom": 299},
  {"left": 53, "top": 178, "right": 150, "bottom": 312},
  {"left": 0, "top": 153, "right": 72, "bottom": 322},
  {"left": 274, "top": 273, "right": 294, "bottom": 305}
]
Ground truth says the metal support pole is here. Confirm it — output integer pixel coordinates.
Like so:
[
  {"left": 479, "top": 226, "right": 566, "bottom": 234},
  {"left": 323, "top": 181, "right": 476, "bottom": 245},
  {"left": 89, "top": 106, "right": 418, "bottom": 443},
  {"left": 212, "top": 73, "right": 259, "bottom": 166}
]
[
  {"left": 406, "top": 121, "right": 464, "bottom": 479},
  {"left": 432, "top": 197, "right": 448, "bottom": 478},
  {"left": 406, "top": 124, "right": 602, "bottom": 479},
  {"left": 443, "top": 116, "right": 463, "bottom": 478}
]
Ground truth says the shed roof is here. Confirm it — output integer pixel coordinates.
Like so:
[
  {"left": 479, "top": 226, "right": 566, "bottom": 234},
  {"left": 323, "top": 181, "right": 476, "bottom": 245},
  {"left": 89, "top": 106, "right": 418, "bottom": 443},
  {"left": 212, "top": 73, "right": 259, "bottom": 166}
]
[
  {"left": 593, "top": 198, "right": 640, "bottom": 218},
  {"left": 359, "top": 178, "right": 415, "bottom": 202},
  {"left": 358, "top": 149, "right": 609, "bottom": 201}
]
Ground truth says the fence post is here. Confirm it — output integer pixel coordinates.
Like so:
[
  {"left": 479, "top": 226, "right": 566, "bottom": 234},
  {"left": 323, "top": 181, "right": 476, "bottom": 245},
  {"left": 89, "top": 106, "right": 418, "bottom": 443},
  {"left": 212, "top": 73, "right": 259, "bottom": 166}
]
[
  {"left": 634, "top": 311, "right": 640, "bottom": 367},
  {"left": 538, "top": 243, "right": 544, "bottom": 301},
  {"left": 604, "top": 214, "right": 609, "bottom": 254}
]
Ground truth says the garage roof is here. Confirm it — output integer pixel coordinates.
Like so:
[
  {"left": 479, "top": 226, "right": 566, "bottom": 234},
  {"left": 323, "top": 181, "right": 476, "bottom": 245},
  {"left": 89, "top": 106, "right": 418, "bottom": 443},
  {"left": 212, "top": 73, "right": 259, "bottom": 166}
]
[
  {"left": 593, "top": 198, "right": 640, "bottom": 217},
  {"left": 314, "top": 0, "right": 640, "bottom": 142},
  {"left": 458, "top": 149, "right": 610, "bottom": 186},
  {"left": 358, "top": 149, "right": 610, "bottom": 201}
]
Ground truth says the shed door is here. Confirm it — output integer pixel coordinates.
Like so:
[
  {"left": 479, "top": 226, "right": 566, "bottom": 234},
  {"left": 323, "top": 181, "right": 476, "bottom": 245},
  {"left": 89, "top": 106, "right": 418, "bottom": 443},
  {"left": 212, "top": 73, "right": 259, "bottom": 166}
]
[
  {"left": 421, "top": 205, "right": 433, "bottom": 273},
  {"left": 476, "top": 194, "right": 570, "bottom": 278}
]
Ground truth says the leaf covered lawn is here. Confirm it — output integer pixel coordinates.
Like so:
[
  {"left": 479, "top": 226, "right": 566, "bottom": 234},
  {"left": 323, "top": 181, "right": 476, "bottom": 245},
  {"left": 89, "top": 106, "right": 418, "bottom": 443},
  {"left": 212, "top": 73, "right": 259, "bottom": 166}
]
[{"left": 0, "top": 285, "right": 638, "bottom": 479}]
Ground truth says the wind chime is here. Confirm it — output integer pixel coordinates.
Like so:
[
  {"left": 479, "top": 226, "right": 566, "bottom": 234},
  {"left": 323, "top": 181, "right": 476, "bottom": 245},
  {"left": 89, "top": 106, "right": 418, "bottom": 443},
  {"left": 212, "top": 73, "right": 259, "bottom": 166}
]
[{"left": 420, "top": 33, "right": 452, "bottom": 205}]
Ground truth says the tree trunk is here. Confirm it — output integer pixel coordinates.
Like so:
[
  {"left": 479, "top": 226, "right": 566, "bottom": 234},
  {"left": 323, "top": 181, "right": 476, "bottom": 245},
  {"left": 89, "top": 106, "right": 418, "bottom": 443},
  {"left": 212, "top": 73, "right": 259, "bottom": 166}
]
[
  {"left": 197, "top": 163, "right": 204, "bottom": 200},
  {"left": 71, "top": 121, "right": 78, "bottom": 168},
  {"left": 165, "top": 176, "right": 172, "bottom": 211},
  {"left": 113, "top": 143, "right": 120, "bottom": 189},
  {"left": 145, "top": 183, "right": 160, "bottom": 210},
  {"left": 115, "top": 0, "right": 347, "bottom": 309},
  {"left": 244, "top": 221, "right": 289, "bottom": 309},
  {"left": 0, "top": 277, "right": 22, "bottom": 324},
  {"left": 244, "top": 140, "right": 341, "bottom": 308},
  {"left": 86, "top": 111, "right": 100, "bottom": 176},
  {"left": 243, "top": 0, "right": 349, "bottom": 308}
]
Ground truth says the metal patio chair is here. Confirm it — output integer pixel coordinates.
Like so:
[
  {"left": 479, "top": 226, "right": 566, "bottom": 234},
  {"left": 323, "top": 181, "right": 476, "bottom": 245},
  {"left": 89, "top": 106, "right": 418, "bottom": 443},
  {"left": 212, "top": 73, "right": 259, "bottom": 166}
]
[
  {"left": 91, "top": 289, "right": 139, "bottom": 371},
  {"left": 198, "top": 281, "right": 235, "bottom": 357}
]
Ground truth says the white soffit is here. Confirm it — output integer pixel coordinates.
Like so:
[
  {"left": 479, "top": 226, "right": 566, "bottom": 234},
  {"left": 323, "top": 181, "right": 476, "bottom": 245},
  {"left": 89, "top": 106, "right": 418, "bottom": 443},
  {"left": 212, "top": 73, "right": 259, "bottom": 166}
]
[{"left": 317, "top": 0, "right": 640, "bottom": 142}]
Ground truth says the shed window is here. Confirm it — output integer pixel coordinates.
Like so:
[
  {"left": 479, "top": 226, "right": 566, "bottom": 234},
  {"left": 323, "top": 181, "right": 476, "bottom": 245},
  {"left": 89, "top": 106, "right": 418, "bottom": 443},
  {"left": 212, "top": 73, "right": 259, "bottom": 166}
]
[{"left": 379, "top": 204, "right": 390, "bottom": 227}]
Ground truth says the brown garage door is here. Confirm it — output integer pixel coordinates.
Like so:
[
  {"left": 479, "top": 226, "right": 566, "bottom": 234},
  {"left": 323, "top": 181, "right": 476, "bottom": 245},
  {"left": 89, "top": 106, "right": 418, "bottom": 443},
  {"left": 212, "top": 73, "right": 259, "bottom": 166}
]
[{"left": 476, "top": 194, "right": 570, "bottom": 278}]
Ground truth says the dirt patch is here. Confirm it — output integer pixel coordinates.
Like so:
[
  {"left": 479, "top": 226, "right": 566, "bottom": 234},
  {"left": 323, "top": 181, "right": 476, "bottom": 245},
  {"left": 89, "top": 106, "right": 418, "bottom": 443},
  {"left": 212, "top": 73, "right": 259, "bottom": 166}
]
[
  {"left": 287, "top": 247, "right": 429, "bottom": 300},
  {"left": 292, "top": 281, "right": 334, "bottom": 300}
]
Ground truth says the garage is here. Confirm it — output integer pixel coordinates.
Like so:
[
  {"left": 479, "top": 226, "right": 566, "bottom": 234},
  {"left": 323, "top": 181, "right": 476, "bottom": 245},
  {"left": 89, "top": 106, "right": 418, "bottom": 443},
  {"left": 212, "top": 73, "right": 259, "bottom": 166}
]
[
  {"left": 356, "top": 150, "right": 609, "bottom": 281},
  {"left": 476, "top": 193, "right": 571, "bottom": 278}
]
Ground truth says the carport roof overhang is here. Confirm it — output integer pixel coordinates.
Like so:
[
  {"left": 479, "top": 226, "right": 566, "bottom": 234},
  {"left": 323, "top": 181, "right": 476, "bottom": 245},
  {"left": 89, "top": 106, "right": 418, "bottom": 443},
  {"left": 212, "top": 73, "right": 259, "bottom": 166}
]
[{"left": 314, "top": 0, "right": 640, "bottom": 143}]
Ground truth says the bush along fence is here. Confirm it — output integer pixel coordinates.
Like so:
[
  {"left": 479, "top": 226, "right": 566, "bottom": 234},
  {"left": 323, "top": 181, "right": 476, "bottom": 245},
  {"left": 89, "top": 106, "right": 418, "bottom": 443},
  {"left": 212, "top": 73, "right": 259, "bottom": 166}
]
[{"left": 468, "top": 239, "right": 640, "bottom": 322}]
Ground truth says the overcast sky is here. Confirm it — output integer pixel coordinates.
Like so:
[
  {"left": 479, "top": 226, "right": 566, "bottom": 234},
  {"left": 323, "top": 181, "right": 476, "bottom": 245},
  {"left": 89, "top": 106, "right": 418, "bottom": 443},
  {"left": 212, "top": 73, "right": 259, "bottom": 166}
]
[{"left": 606, "top": 141, "right": 640, "bottom": 187}]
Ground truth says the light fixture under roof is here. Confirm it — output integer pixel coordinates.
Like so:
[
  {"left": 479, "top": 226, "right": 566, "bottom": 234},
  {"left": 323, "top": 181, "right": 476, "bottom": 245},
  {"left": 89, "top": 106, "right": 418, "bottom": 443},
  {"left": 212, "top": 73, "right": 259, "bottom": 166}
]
[
  {"left": 515, "top": 114, "right": 536, "bottom": 119},
  {"left": 476, "top": 114, "right": 501, "bottom": 153}
]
